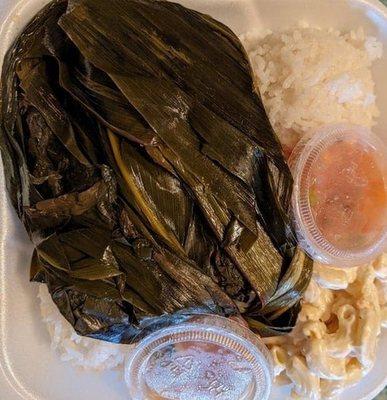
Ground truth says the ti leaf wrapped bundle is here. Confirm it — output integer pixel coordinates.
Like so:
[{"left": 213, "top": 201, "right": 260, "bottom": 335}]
[{"left": 0, "top": 0, "right": 312, "bottom": 343}]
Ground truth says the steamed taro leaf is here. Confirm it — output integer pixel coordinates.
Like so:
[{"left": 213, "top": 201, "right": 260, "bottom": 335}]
[{"left": 0, "top": 0, "right": 312, "bottom": 344}]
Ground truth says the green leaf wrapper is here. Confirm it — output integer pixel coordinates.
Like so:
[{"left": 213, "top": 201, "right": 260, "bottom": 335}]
[{"left": 0, "top": 0, "right": 312, "bottom": 343}]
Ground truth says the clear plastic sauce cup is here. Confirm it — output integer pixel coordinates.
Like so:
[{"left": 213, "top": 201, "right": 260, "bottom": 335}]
[
  {"left": 125, "top": 315, "right": 273, "bottom": 400},
  {"left": 290, "top": 124, "right": 387, "bottom": 267}
]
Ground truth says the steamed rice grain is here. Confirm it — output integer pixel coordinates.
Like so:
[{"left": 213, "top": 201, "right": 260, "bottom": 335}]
[
  {"left": 39, "top": 285, "right": 128, "bottom": 371},
  {"left": 240, "top": 26, "right": 382, "bottom": 153}
]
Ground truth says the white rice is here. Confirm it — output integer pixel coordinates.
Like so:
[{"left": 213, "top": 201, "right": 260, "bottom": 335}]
[
  {"left": 240, "top": 25, "right": 383, "bottom": 152},
  {"left": 38, "top": 284, "right": 128, "bottom": 371}
]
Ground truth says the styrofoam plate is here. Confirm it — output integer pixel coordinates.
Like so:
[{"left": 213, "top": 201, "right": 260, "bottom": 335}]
[{"left": 0, "top": 1, "right": 386, "bottom": 399}]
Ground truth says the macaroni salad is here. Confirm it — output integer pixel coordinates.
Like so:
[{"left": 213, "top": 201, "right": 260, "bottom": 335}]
[{"left": 263, "top": 254, "right": 387, "bottom": 399}]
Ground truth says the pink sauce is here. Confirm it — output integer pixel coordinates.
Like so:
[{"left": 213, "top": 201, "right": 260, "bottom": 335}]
[{"left": 308, "top": 139, "right": 387, "bottom": 251}]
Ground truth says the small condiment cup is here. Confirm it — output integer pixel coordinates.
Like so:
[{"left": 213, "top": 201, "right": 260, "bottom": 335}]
[
  {"left": 289, "top": 124, "right": 387, "bottom": 267},
  {"left": 125, "top": 314, "right": 273, "bottom": 400}
]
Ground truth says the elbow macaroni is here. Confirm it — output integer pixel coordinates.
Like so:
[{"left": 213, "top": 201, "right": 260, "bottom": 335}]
[
  {"left": 287, "top": 356, "right": 321, "bottom": 400},
  {"left": 324, "top": 304, "right": 356, "bottom": 358},
  {"left": 265, "top": 255, "right": 386, "bottom": 399},
  {"left": 314, "top": 263, "right": 358, "bottom": 290}
]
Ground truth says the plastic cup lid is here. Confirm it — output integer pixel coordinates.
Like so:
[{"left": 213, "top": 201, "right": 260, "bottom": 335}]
[
  {"left": 125, "top": 315, "right": 273, "bottom": 400},
  {"left": 290, "top": 124, "right": 387, "bottom": 267}
]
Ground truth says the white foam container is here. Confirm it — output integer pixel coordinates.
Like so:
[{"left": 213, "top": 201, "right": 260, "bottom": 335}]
[{"left": 0, "top": 0, "right": 386, "bottom": 399}]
